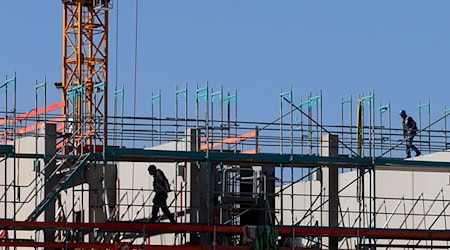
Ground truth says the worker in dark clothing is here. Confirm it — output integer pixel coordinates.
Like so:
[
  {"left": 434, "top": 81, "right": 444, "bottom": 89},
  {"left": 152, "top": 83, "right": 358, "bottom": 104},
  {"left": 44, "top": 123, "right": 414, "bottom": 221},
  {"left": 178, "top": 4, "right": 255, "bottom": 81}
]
[
  {"left": 400, "top": 110, "right": 421, "bottom": 158},
  {"left": 148, "top": 164, "right": 176, "bottom": 223}
]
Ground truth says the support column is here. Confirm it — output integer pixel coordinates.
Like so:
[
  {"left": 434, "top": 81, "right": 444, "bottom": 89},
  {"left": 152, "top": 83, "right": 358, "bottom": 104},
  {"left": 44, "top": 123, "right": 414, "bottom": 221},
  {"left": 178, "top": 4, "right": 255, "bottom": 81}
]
[
  {"left": 43, "top": 123, "right": 57, "bottom": 246},
  {"left": 321, "top": 134, "right": 338, "bottom": 250},
  {"left": 88, "top": 163, "right": 117, "bottom": 242},
  {"left": 188, "top": 128, "right": 204, "bottom": 243},
  {"left": 263, "top": 167, "right": 275, "bottom": 225}
]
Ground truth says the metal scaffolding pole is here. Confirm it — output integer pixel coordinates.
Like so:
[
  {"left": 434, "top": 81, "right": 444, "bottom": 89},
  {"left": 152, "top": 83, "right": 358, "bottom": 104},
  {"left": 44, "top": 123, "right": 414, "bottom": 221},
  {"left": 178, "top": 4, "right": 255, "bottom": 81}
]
[
  {"left": 211, "top": 87, "right": 223, "bottom": 152},
  {"left": 444, "top": 107, "right": 450, "bottom": 150},
  {"left": 379, "top": 101, "right": 391, "bottom": 157},
  {"left": 418, "top": 100, "right": 431, "bottom": 154},
  {"left": 114, "top": 86, "right": 125, "bottom": 147},
  {"left": 279, "top": 89, "right": 292, "bottom": 225},
  {"left": 151, "top": 91, "right": 162, "bottom": 145}
]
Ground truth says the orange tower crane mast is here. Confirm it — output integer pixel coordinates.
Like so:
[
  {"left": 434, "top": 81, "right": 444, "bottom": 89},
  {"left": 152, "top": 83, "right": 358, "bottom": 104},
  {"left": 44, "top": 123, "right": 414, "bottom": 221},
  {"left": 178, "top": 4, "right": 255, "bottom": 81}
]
[{"left": 61, "top": 0, "right": 110, "bottom": 151}]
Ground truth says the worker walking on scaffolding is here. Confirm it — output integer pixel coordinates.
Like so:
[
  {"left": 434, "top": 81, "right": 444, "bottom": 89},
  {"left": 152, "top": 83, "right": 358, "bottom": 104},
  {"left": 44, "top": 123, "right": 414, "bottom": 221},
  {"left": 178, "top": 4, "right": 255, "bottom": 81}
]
[
  {"left": 400, "top": 110, "right": 421, "bottom": 158},
  {"left": 148, "top": 164, "right": 176, "bottom": 223}
]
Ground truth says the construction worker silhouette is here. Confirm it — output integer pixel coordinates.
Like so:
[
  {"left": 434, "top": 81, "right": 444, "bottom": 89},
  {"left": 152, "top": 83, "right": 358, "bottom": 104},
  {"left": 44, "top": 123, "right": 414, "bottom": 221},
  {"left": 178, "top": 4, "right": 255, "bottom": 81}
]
[
  {"left": 400, "top": 110, "right": 421, "bottom": 158},
  {"left": 148, "top": 164, "right": 176, "bottom": 223}
]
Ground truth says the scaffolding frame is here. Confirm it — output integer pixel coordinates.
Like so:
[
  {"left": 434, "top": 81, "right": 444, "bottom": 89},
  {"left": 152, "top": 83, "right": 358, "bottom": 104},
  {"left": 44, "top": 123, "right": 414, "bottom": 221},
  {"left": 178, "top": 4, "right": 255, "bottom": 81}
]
[{"left": 3, "top": 80, "right": 450, "bottom": 248}]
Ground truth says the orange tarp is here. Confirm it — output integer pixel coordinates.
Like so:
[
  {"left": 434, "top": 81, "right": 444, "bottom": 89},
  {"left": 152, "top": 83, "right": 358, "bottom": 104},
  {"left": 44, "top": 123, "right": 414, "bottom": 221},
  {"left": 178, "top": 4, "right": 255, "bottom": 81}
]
[
  {"left": 0, "top": 117, "right": 65, "bottom": 140},
  {"left": 15, "top": 117, "right": 65, "bottom": 135},
  {"left": 0, "top": 101, "right": 64, "bottom": 125},
  {"left": 241, "top": 148, "right": 260, "bottom": 154},
  {"left": 200, "top": 131, "right": 257, "bottom": 150}
]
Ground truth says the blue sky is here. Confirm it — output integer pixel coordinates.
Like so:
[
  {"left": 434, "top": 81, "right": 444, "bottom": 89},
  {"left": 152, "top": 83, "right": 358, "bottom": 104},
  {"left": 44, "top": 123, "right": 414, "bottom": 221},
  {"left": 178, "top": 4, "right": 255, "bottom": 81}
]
[{"left": 1, "top": 1, "right": 450, "bottom": 130}]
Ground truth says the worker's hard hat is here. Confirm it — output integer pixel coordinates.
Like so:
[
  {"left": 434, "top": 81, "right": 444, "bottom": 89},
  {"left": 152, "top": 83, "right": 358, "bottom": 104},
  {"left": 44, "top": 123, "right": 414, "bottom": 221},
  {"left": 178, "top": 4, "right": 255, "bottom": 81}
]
[{"left": 399, "top": 110, "right": 406, "bottom": 116}]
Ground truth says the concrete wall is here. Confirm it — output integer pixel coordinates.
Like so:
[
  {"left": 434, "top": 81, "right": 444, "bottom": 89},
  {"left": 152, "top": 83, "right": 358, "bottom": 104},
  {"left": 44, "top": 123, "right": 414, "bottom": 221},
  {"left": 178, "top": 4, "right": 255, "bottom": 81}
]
[
  {"left": 0, "top": 134, "right": 47, "bottom": 242},
  {"left": 276, "top": 151, "right": 450, "bottom": 248}
]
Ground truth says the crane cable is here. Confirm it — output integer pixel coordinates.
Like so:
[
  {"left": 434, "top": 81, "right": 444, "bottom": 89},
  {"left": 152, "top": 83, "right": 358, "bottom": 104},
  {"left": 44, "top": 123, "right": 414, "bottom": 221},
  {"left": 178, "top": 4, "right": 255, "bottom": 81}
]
[{"left": 133, "top": 0, "right": 139, "bottom": 149}]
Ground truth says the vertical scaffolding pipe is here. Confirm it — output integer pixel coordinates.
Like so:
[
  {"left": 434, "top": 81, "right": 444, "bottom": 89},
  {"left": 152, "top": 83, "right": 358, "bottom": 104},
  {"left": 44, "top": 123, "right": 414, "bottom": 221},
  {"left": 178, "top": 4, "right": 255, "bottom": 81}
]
[
  {"left": 360, "top": 93, "right": 374, "bottom": 157},
  {"left": 320, "top": 90, "right": 324, "bottom": 225},
  {"left": 444, "top": 107, "right": 450, "bottom": 149},
  {"left": 35, "top": 80, "right": 40, "bottom": 213},
  {"left": 341, "top": 96, "right": 352, "bottom": 171},
  {"left": 279, "top": 89, "right": 284, "bottom": 225},
  {"left": 93, "top": 82, "right": 102, "bottom": 146},
  {"left": 317, "top": 90, "right": 323, "bottom": 153},
  {"left": 113, "top": 87, "right": 125, "bottom": 147},
  {"left": 388, "top": 101, "right": 392, "bottom": 157},
  {"left": 196, "top": 84, "right": 199, "bottom": 129},
  {"left": 294, "top": 101, "right": 302, "bottom": 155},
  {"left": 1, "top": 77, "right": 6, "bottom": 222},
  {"left": 159, "top": 90, "right": 162, "bottom": 144},
  {"left": 289, "top": 88, "right": 295, "bottom": 226},
  {"left": 297, "top": 98, "right": 311, "bottom": 224},
  {"left": 93, "top": 81, "right": 111, "bottom": 220},
  {"left": 280, "top": 89, "right": 292, "bottom": 225},
  {"left": 357, "top": 95, "right": 364, "bottom": 229},
  {"left": 113, "top": 86, "right": 124, "bottom": 221},
  {"left": 35, "top": 78, "right": 47, "bottom": 212},
  {"left": 224, "top": 92, "right": 237, "bottom": 152},
  {"left": 418, "top": 100, "right": 431, "bottom": 153},
  {"left": 205, "top": 83, "right": 211, "bottom": 227},
  {"left": 308, "top": 92, "right": 313, "bottom": 156},
  {"left": 299, "top": 99, "right": 309, "bottom": 155},
  {"left": 280, "top": 90, "right": 293, "bottom": 154},
  {"left": 68, "top": 84, "right": 87, "bottom": 152},
  {"left": 225, "top": 93, "right": 232, "bottom": 151},
  {"left": 211, "top": 88, "right": 223, "bottom": 151},
  {"left": 291, "top": 89, "right": 295, "bottom": 227},
  {"left": 175, "top": 82, "right": 188, "bottom": 224},
  {"left": 12, "top": 74, "right": 17, "bottom": 234},
  {"left": 12, "top": 75, "right": 17, "bottom": 163},
  {"left": 309, "top": 94, "right": 321, "bottom": 155},
  {"left": 113, "top": 85, "right": 119, "bottom": 146},
  {"left": 220, "top": 86, "right": 224, "bottom": 152},
  {"left": 196, "top": 84, "right": 209, "bottom": 151},
  {"left": 94, "top": 82, "right": 105, "bottom": 148},
  {"left": 288, "top": 88, "right": 294, "bottom": 156},
  {"left": 234, "top": 90, "right": 237, "bottom": 151},
  {"left": 210, "top": 87, "right": 223, "bottom": 225},
  {"left": 35, "top": 78, "right": 48, "bottom": 132},
  {"left": 379, "top": 102, "right": 391, "bottom": 157},
  {"left": 175, "top": 83, "right": 187, "bottom": 151},
  {"left": 186, "top": 85, "right": 189, "bottom": 149},
  {"left": 309, "top": 92, "right": 323, "bottom": 224},
  {"left": 1, "top": 75, "right": 16, "bottom": 225},
  {"left": 372, "top": 91, "right": 376, "bottom": 159},
  {"left": 196, "top": 83, "right": 211, "bottom": 229},
  {"left": 151, "top": 91, "right": 161, "bottom": 145},
  {"left": 360, "top": 91, "right": 377, "bottom": 234}
]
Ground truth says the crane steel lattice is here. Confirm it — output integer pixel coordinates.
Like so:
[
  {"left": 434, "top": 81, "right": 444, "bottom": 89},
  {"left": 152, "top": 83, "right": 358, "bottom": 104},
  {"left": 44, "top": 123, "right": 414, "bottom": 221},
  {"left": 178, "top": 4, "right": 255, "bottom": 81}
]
[{"left": 62, "top": 0, "right": 109, "bottom": 150}]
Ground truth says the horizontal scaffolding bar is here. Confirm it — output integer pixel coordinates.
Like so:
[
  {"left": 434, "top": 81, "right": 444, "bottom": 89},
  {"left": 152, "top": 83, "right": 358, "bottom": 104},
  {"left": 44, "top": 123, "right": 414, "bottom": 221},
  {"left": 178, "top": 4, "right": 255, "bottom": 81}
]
[
  {"left": 8, "top": 147, "right": 450, "bottom": 172},
  {"left": 2, "top": 221, "right": 450, "bottom": 241}
]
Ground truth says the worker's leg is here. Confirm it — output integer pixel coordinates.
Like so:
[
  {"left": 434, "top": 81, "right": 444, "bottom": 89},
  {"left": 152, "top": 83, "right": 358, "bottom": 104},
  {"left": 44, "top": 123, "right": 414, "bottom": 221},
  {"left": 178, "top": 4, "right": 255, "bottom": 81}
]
[
  {"left": 409, "top": 135, "right": 421, "bottom": 156},
  {"left": 150, "top": 193, "right": 166, "bottom": 222},
  {"left": 405, "top": 137, "right": 412, "bottom": 158},
  {"left": 161, "top": 203, "right": 175, "bottom": 223},
  {"left": 150, "top": 203, "right": 160, "bottom": 222},
  {"left": 157, "top": 195, "right": 175, "bottom": 223}
]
